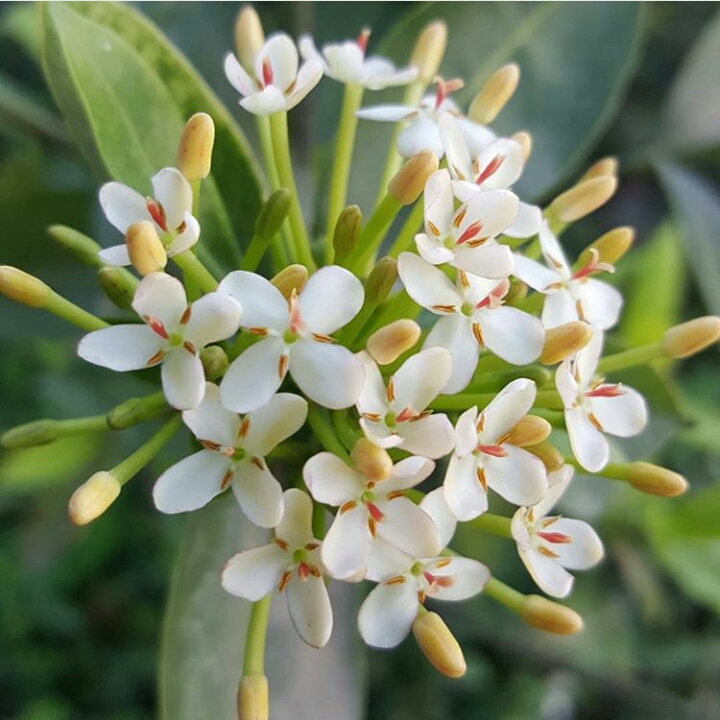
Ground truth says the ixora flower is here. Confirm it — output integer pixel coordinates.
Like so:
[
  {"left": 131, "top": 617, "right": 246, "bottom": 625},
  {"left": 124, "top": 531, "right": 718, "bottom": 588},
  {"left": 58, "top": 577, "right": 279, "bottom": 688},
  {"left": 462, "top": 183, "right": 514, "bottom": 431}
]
[
  {"left": 356, "top": 348, "right": 455, "bottom": 459},
  {"left": 299, "top": 30, "right": 417, "bottom": 89},
  {"left": 98, "top": 168, "right": 200, "bottom": 266},
  {"left": 399, "top": 252, "right": 544, "bottom": 392},
  {"left": 513, "top": 222, "right": 623, "bottom": 329},
  {"left": 303, "top": 451, "right": 440, "bottom": 580},
  {"left": 222, "top": 489, "right": 333, "bottom": 648},
  {"left": 444, "top": 379, "right": 548, "bottom": 521},
  {"left": 153, "top": 383, "right": 307, "bottom": 527},
  {"left": 218, "top": 266, "right": 365, "bottom": 412},
  {"left": 511, "top": 465, "right": 604, "bottom": 598},
  {"left": 556, "top": 326, "right": 648, "bottom": 472},
  {"left": 78, "top": 273, "right": 242, "bottom": 410},
  {"left": 224, "top": 33, "right": 323, "bottom": 115},
  {"left": 413, "top": 169, "right": 517, "bottom": 279}
]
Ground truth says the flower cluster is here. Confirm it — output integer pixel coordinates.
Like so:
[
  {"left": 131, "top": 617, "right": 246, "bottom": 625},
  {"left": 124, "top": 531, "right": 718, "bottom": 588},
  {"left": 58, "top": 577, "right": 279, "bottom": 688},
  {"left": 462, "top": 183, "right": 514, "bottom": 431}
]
[{"left": 2, "top": 6, "right": 719, "bottom": 717}]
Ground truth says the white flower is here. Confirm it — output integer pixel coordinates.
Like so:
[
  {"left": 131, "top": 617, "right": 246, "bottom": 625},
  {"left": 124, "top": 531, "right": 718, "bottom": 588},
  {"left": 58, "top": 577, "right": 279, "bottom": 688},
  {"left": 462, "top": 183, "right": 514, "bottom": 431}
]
[
  {"left": 98, "top": 168, "right": 200, "bottom": 266},
  {"left": 439, "top": 113, "right": 542, "bottom": 238},
  {"left": 513, "top": 222, "right": 623, "bottom": 329},
  {"left": 78, "top": 273, "right": 242, "bottom": 410},
  {"left": 511, "top": 465, "right": 604, "bottom": 598},
  {"left": 398, "top": 252, "right": 544, "bottom": 393},
  {"left": 153, "top": 383, "right": 307, "bottom": 527},
  {"left": 224, "top": 33, "right": 323, "bottom": 116},
  {"left": 556, "top": 326, "right": 648, "bottom": 472},
  {"left": 299, "top": 30, "right": 417, "bottom": 90},
  {"left": 356, "top": 348, "right": 455, "bottom": 459},
  {"left": 413, "top": 169, "right": 517, "bottom": 279},
  {"left": 444, "top": 379, "right": 548, "bottom": 521},
  {"left": 303, "top": 452, "right": 440, "bottom": 580},
  {"left": 222, "top": 489, "right": 333, "bottom": 648},
  {"left": 218, "top": 266, "right": 365, "bottom": 412},
  {"left": 356, "top": 77, "right": 495, "bottom": 158},
  {"left": 358, "top": 493, "right": 489, "bottom": 649}
]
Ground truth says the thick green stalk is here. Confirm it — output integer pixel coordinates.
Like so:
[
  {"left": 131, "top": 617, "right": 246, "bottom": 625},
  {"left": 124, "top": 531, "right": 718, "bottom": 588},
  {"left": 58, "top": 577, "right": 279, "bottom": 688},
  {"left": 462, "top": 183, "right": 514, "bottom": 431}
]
[
  {"left": 47, "top": 291, "right": 108, "bottom": 331},
  {"left": 597, "top": 342, "right": 664, "bottom": 374},
  {"left": 172, "top": 250, "right": 218, "bottom": 293},
  {"left": 243, "top": 595, "right": 272, "bottom": 675},
  {"left": 307, "top": 405, "right": 350, "bottom": 462},
  {"left": 469, "top": 513, "right": 513, "bottom": 538}
]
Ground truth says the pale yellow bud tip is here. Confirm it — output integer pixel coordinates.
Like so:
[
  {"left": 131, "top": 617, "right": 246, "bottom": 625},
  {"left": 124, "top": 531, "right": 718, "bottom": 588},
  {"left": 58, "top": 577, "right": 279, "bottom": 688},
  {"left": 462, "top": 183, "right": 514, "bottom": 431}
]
[
  {"left": 552, "top": 176, "right": 618, "bottom": 223},
  {"left": 410, "top": 20, "right": 448, "bottom": 84},
  {"left": 235, "top": 6, "right": 265, "bottom": 72},
  {"left": 577, "top": 226, "right": 635, "bottom": 268},
  {"left": 627, "top": 462, "right": 688, "bottom": 497},
  {"left": 388, "top": 151, "right": 439, "bottom": 206},
  {"left": 126, "top": 221, "right": 167, "bottom": 276},
  {"left": 505, "top": 415, "right": 552, "bottom": 448},
  {"left": 0, "top": 266, "right": 50, "bottom": 308},
  {"left": 178, "top": 112, "right": 216, "bottom": 180},
  {"left": 412, "top": 611, "right": 466, "bottom": 678},
  {"left": 540, "top": 321, "right": 593, "bottom": 365},
  {"left": 581, "top": 156, "right": 619, "bottom": 182},
  {"left": 271, "top": 264, "right": 308, "bottom": 300},
  {"left": 69, "top": 471, "right": 121, "bottom": 526},
  {"left": 367, "top": 319, "right": 421, "bottom": 365},
  {"left": 526, "top": 441, "right": 565, "bottom": 473},
  {"left": 351, "top": 438, "right": 393, "bottom": 483},
  {"left": 238, "top": 674, "right": 269, "bottom": 720},
  {"left": 662, "top": 316, "right": 720, "bottom": 359},
  {"left": 469, "top": 63, "right": 521, "bottom": 125},
  {"left": 510, "top": 131, "right": 532, "bottom": 162},
  {"left": 520, "top": 595, "right": 584, "bottom": 635}
]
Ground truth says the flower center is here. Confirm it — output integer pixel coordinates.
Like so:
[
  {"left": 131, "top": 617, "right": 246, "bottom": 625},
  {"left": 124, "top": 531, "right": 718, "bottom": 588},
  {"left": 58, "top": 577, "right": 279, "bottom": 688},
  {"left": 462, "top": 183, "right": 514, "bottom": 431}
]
[{"left": 168, "top": 331, "right": 184, "bottom": 347}]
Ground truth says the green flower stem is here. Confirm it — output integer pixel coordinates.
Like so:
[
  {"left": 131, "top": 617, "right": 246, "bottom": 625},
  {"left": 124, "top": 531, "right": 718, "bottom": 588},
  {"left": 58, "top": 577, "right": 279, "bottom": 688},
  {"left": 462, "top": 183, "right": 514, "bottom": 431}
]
[
  {"left": 240, "top": 232, "right": 271, "bottom": 272},
  {"left": 332, "top": 410, "right": 359, "bottom": 452},
  {"left": 46, "top": 290, "right": 109, "bottom": 331},
  {"left": 268, "top": 111, "right": 316, "bottom": 270},
  {"left": 172, "top": 250, "right": 218, "bottom": 293},
  {"left": 325, "top": 82, "right": 364, "bottom": 263},
  {"left": 534, "top": 389, "right": 564, "bottom": 410},
  {"left": 483, "top": 577, "right": 525, "bottom": 614},
  {"left": 243, "top": 594, "right": 272, "bottom": 675},
  {"left": 347, "top": 193, "right": 402, "bottom": 274},
  {"left": 57, "top": 415, "right": 109, "bottom": 434},
  {"left": 597, "top": 342, "right": 664, "bottom": 374},
  {"left": 387, "top": 199, "right": 424, "bottom": 258},
  {"left": 431, "top": 389, "right": 561, "bottom": 412},
  {"left": 312, "top": 503, "right": 326, "bottom": 542},
  {"left": 111, "top": 414, "right": 181, "bottom": 487},
  {"left": 465, "top": 366, "right": 552, "bottom": 393},
  {"left": 564, "top": 455, "right": 629, "bottom": 481},
  {"left": 469, "top": 513, "right": 513, "bottom": 538},
  {"left": 191, "top": 179, "right": 202, "bottom": 218},
  {"left": 307, "top": 405, "right": 350, "bottom": 462}
]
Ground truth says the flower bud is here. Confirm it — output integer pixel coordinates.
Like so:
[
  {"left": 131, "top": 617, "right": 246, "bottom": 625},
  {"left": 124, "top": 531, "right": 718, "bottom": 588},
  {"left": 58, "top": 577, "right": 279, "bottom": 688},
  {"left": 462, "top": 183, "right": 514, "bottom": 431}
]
[
  {"left": 580, "top": 156, "right": 618, "bottom": 182},
  {"left": 47, "top": 225, "right": 103, "bottom": 266},
  {"left": 551, "top": 176, "right": 618, "bottom": 223},
  {"left": 256, "top": 188, "right": 292, "bottom": 241},
  {"left": 662, "top": 316, "right": 720, "bottom": 359},
  {"left": 201, "top": 345, "right": 229, "bottom": 381},
  {"left": 577, "top": 226, "right": 634, "bottom": 268},
  {"left": 510, "top": 131, "right": 532, "bottom": 162},
  {"left": 271, "top": 264, "right": 308, "bottom": 300},
  {"left": 409, "top": 21, "right": 448, "bottom": 85},
  {"left": 1, "top": 419, "right": 59, "bottom": 449},
  {"left": 520, "top": 595, "right": 584, "bottom": 635},
  {"left": 237, "top": 673, "right": 269, "bottom": 720},
  {"left": 365, "top": 257, "right": 398, "bottom": 305},
  {"left": 351, "top": 438, "right": 393, "bottom": 483},
  {"left": 235, "top": 6, "right": 265, "bottom": 72},
  {"left": 468, "top": 63, "right": 520, "bottom": 125},
  {"left": 126, "top": 221, "right": 167, "bottom": 276},
  {"left": 333, "top": 205, "right": 362, "bottom": 263},
  {"left": 68, "top": 471, "right": 121, "bottom": 526},
  {"left": 107, "top": 393, "right": 167, "bottom": 430},
  {"left": 505, "top": 415, "right": 552, "bottom": 448},
  {"left": 388, "top": 151, "right": 439, "bottom": 206},
  {"left": 367, "top": 319, "right": 421, "bottom": 365},
  {"left": 525, "top": 441, "right": 565, "bottom": 473},
  {"left": 98, "top": 266, "right": 136, "bottom": 310},
  {"left": 503, "top": 279, "right": 528, "bottom": 307},
  {"left": 627, "top": 462, "right": 688, "bottom": 497},
  {"left": 177, "top": 112, "right": 215, "bottom": 180},
  {"left": 0, "top": 266, "right": 50, "bottom": 308},
  {"left": 412, "top": 611, "right": 466, "bottom": 679},
  {"left": 540, "top": 321, "right": 592, "bottom": 365}
]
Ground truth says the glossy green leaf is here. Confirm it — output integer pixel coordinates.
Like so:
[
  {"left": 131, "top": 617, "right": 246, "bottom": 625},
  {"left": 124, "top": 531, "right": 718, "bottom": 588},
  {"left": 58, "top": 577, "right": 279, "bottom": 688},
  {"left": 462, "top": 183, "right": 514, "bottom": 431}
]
[{"left": 0, "top": 73, "right": 68, "bottom": 143}]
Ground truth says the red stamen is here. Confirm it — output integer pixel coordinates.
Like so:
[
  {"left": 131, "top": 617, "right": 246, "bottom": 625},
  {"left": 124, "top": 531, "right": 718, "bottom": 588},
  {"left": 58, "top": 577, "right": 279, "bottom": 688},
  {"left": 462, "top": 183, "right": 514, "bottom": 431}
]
[
  {"left": 433, "top": 76, "right": 464, "bottom": 110},
  {"left": 476, "top": 154, "right": 505, "bottom": 186},
  {"left": 538, "top": 531, "right": 572, "bottom": 544},
  {"left": 456, "top": 220, "right": 484, "bottom": 246},
  {"left": 262, "top": 58, "right": 273, "bottom": 87},
  {"left": 297, "top": 561, "right": 310, "bottom": 581},
  {"left": 476, "top": 279, "right": 510, "bottom": 310},
  {"left": 146, "top": 198, "right": 167, "bottom": 232},
  {"left": 395, "top": 405, "right": 418, "bottom": 423},
  {"left": 571, "top": 249, "right": 615, "bottom": 282},
  {"left": 357, "top": 28, "right": 370, "bottom": 53},
  {"left": 477, "top": 444, "right": 508, "bottom": 458},
  {"left": 366, "top": 502, "right": 384, "bottom": 523},
  {"left": 586, "top": 384, "right": 623, "bottom": 398},
  {"left": 145, "top": 316, "right": 169, "bottom": 339},
  {"left": 289, "top": 289, "right": 302, "bottom": 334}
]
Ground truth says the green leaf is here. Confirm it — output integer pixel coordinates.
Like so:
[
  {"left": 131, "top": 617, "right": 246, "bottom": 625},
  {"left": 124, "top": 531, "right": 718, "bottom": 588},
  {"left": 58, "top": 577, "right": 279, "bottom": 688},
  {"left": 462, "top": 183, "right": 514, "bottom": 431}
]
[
  {"left": 654, "top": 160, "right": 720, "bottom": 316},
  {"left": 0, "top": 2, "right": 41, "bottom": 61},
  {"left": 39, "top": 2, "right": 264, "bottom": 272}
]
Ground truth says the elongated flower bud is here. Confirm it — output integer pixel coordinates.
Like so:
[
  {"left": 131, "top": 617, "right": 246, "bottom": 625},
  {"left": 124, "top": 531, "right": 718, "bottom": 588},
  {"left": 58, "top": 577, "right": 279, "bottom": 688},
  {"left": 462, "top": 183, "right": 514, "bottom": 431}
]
[
  {"left": 238, "top": 674, "right": 269, "bottom": 720},
  {"left": 333, "top": 205, "right": 362, "bottom": 263},
  {"left": 365, "top": 257, "right": 398, "bottom": 305},
  {"left": 69, "top": 471, "right": 121, "bottom": 526},
  {"left": 520, "top": 595, "right": 583, "bottom": 634},
  {"left": 526, "top": 441, "right": 564, "bottom": 473},
  {"left": 505, "top": 415, "right": 552, "bottom": 448},
  {"left": 577, "top": 226, "right": 634, "bottom": 268},
  {"left": 580, "top": 156, "right": 618, "bottom": 182},
  {"left": 178, "top": 113, "right": 215, "bottom": 180},
  {"left": 469, "top": 63, "right": 520, "bottom": 125},
  {"left": 540, "top": 321, "right": 592, "bottom": 365},
  {"left": 388, "top": 151, "right": 439, "bottom": 206},
  {"left": 47, "top": 225, "right": 103, "bottom": 266},
  {"left": 412, "top": 611, "right": 466, "bottom": 678},
  {"left": 271, "top": 264, "right": 308, "bottom": 300},
  {"left": 551, "top": 176, "right": 618, "bottom": 223},
  {"left": 126, "top": 220, "right": 167, "bottom": 276},
  {"left": 256, "top": 188, "right": 292, "bottom": 241},
  {"left": 107, "top": 393, "right": 167, "bottom": 430},
  {"left": 662, "top": 316, "right": 720, "bottom": 359},
  {"left": 510, "top": 131, "right": 532, "bottom": 162},
  {"left": 200, "top": 345, "right": 229, "bottom": 381},
  {"left": 503, "top": 279, "right": 528, "bottom": 307},
  {"left": 235, "top": 6, "right": 265, "bottom": 72},
  {"left": 351, "top": 438, "right": 393, "bottom": 482},
  {"left": 98, "top": 266, "right": 136, "bottom": 310},
  {"left": 409, "top": 21, "right": 447, "bottom": 84},
  {"left": 627, "top": 462, "right": 688, "bottom": 497},
  {"left": 1, "top": 419, "right": 59, "bottom": 449},
  {"left": 0, "top": 266, "right": 50, "bottom": 308},
  {"left": 367, "top": 319, "right": 421, "bottom": 365}
]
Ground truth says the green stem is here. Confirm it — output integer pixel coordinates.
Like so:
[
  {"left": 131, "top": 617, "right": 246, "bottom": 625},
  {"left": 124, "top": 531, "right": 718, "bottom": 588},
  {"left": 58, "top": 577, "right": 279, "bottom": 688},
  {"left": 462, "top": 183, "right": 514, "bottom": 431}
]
[
  {"left": 243, "top": 594, "right": 272, "bottom": 675},
  {"left": 564, "top": 455, "right": 630, "bottom": 481},
  {"left": 240, "top": 232, "right": 271, "bottom": 272},
  {"left": 46, "top": 291, "right": 108, "bottom": 331},
  {"left": 58, "top": 415, "right": 109, "bottom": 434},
  {"left": 387, "top": 199, "right": 424, "bottom": 258},
  {"left": 312, "top": 503, "right": 326, "bottom": 541},
  {"left": 347, "top": 193, "right": 402, "bottom": 274},
  {"left": 307, "top": 405, "right": 350, "bottom": 461},
  {"left": 483, "top": 577, "right": 525, "bottom": 613},
  {"left": 469, "top": 513, "right": 513, "bottom": 538},
  {"left": 172, "top": 251, "right": 218, "bottom": 293},
  {"left": 325, "top": 83, "right": 364, "bottom": 263},
  {"left": 332, "top": 410, "right": 359, "bottom": 452},
  {"left": 597, "top": 342, "right": 664, "bottom": 374}
]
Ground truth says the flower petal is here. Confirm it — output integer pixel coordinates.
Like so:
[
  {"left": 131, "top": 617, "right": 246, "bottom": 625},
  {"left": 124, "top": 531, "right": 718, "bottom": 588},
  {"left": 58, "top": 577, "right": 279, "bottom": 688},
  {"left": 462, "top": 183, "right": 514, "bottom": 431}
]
[
  {"left": 574, "top": 279, "right": 623, "bottom": 330},
  {"left": 546, "top": 518, "right": 604, "bottom": 571},
  {"left": 555, "top": 360, "right": 579, "bottom": 408},
  {"left": 480, "top": 378, "right": 537, "bottom": 442},
  {"left": 166, "top": 212, "right": 200, "bottom": 255},
  {"left": 78, "top": 325, "right": 163, "bottom": 371},
  {"left": 430, "top": 556, "right": 490, "bottom": 601},
  {"left": 182, "top": 382, "right": 240, "bottom": 447},
  {"left": 512, "top": 255, "right": 560, "bottom": 292},
  {"left": 392, "top": 347, "right": 452, "bottom": 413},
  {"left": 586, "top": 387, "right": 648, "bottom": 438},
  {"left": 97, "top": 244, "right": 131, "bottom": 267},
  {"left": 218, "top": 271, "right": 288, "bottom": 331},
  {"left": 477, "top": 305, "right": 545, "bottom": 365},
  {"left": 439, "top": 114, "right": 473, "bottom": 183},
  {"left": 303, "top": 452, "right": 363, "bottom": 506},
  {"left": 453, "top": 242, "right": 514, "bottom": 279},
  {"left": 518, "top": 545, "right": 574, "bottom": 598},
  {"left": 287, "top": 59, "right": 324, "bottom": 109},
  {"left": 415, "top": 233, "right": 456, "bottom": 266},
  {"left": 542, "top": 288, "right": 579, "bottom": 329},
  {"left": 321, "top": 504, "right": 371, "bottom": 580},
  {"left": 377, "top": 496, "right": 441, "bottom": 558},
  {"left": 99, "top": 181, "right": 149, "bottom": 234},
  {"left": 538, "top": 223, "right": 570, "bottom": 277},
  {"left": 298, "top": 265, "right": 364, "bottom": 335},
  {"left": 358, "top": 579, "right": 419, "bottom": 648},
  {"left": 286, "top": 575, "right": 333, "bottom": 648},
  {"left": 424, "top": 315, "right": 478, "bottom": 394},
  {"left": 355, "top": 104, "right": 417, "bottom": 122},
  {"left": 398, "top": 252, "right": 461, "bottom": 312},
  {"left": 424, "top": 169, "right": 454, "bottom": 236},
  {"left": 260, "top": 34, "right": 299, "bottom": 95},
  {"left": 356, "top": 350, "right": 388, "bottom": 416},
  {"left": 276, "top": 488, "right": 314, "bottom": 548},
  {"left": 419, "top": 488, "right": 457, "bottom": 549},
  {"left": 453, "top": 406, "right": 480, "bottom": 458},
  {"left": 161, "top": 348, "right": 205, "bottom": 410},
  {"left": 566, "top": 405, "right": 609, "bottom": 472},
  {"left": 398, "top": 414, "right": 455, "bottom": 459},
  {"left": 381, "top": 456, "right": 435, "bottom": 493},
  {"left": 151, "top": 168, "right": 193, "bottom": 231},
  {"left": 222, "top": 543, "right": 289, "bottom": 601},
  {"left": 232, "top": 459, "right": 284, "bottom": 528},
  {"left": 132, "top": 272, "right": 187, "bottom": 330},
  {"left": 223, "top": 52, "right": 254, "bottom": 96},
  {"left": 397, "top": 116, "right": 444, "bottom": 157},
  {"left": 244, "top": 393, "right": 308, "bottom": 456},
  {"left": 462, "top": 189, "right": 519, "bottom": 240},
  {"left": 365, "top": 537, "right": 414, "bottom": 582},
  {"left": 533, "top": 464, "right": 574, "bottom": 518},
  {"left": 505, "top": 202, "right": 542, "bottom": 238},
  {"left": 484, "top": 445, "right": 548, "bottom": 506},
  {"left": 457, "top": 117, "right": 496, "bottom": 157},
  {"left": 183, "top": 293, "right": 243, "bottom": 348},
  {"left": 240, "top": 85, "right": 288, "bottom": 116},
  {"left": 444, "top": 453, "right": 488, "bottom": 521}
]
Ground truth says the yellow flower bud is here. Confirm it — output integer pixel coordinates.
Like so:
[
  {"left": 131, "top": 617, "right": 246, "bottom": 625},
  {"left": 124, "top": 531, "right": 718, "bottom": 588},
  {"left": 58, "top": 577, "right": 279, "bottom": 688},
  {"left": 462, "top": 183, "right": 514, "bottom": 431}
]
[
  {"left": 178, "top": 112, "right": 216, "bottom": 180},
  {"left": 271, "top": 264, "right": 308, "bottom": 300},
  {"left": 525, "top": 441, "right": 565, "bottom": 473},
  {"left": 388, "top": 151, "right": 439, "bottom": 206},
  {"left": 577, "top": 226, "right": 635, "bottom": 268},
  {"left": 520, "top": 595, "right": 584, "bottom": 635},
  {"left": 237, "top": 674, "right": 269, "bottom": 720},
  {"left": 412, "top": 611, "right": 466, "bottom": 678},
  {"left": 551, "top": 176, "right": 618, "bottom": 223},
  {"left": 510, "top": 131, "right": 532, "bottom": 162},
  {"left": 235, "top": 6, "right": 265, "bottom": 72},
  {"left": 68, "top": 471, "right": 121, "bottom": 526},
  {"left": 0, "top": 266, "right": 50, "bottom": 308},
  {"left": 627, "top": 462, "right": 688, "bottom": 497},
  {"left": 468, "top": 63, "right": 520, "bottom": 125},
  {"left": 126, "top": 221, "right": 167, "bottom": 276},
  {"left": 540, "top": 321, "right": 593, "bottom": 365},
  {"left": 409, "top": 21, "right": 447, "bottom": 85},
  {"left": 662, "top": 316, "right": 720, "bottom": 359},
  {"left": 367, "top": 319, "right": 421, "bottom": 366},
  {"left": 580, "top": 156, "right": 619, "bottom": 182},
  {"left": 351, "top": 438, "right": 393, "bottom": 483},
  {"left": 505, "top": 415, "right": 552, "bottom": 448}
]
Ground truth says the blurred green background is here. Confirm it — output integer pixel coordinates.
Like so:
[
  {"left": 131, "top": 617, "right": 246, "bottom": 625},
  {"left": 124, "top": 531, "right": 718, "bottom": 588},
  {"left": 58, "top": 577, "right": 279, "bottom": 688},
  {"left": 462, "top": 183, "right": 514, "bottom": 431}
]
[{"left": 1, "top": 2, "right": 720, "bottom": 719}]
